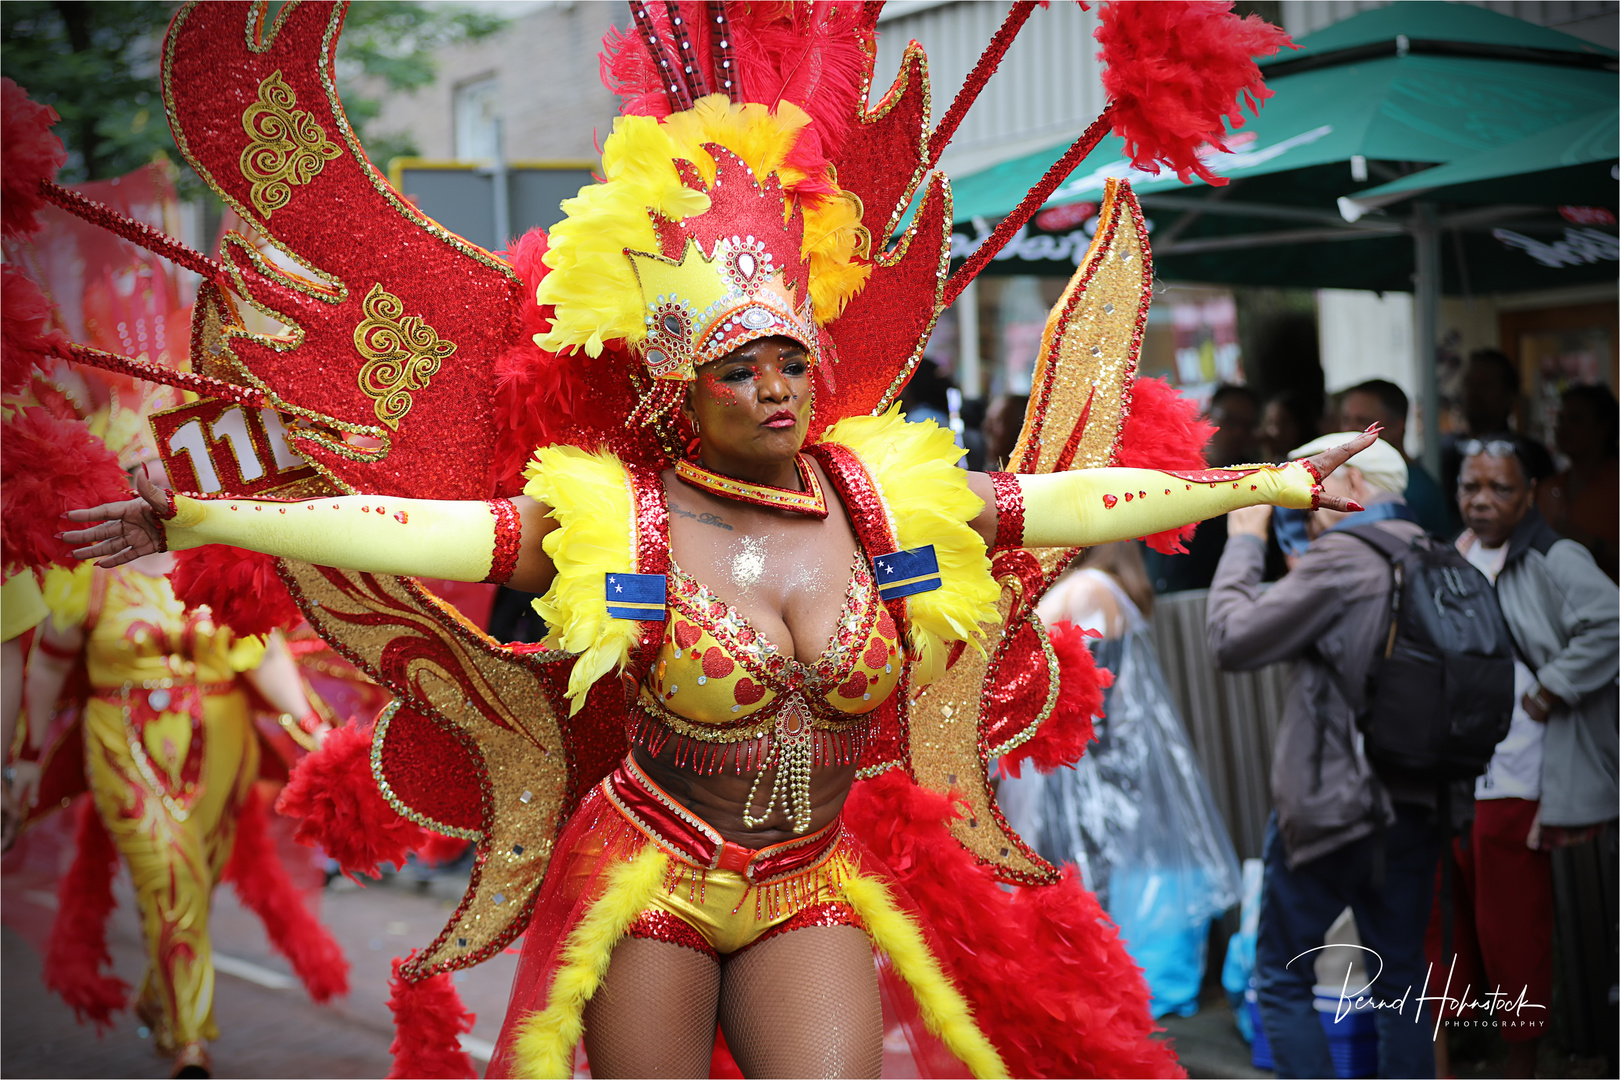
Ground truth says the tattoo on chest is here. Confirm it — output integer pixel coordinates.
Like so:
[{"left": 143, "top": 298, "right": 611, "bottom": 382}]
[{"left": 670, "top": 503, "right": 734, "bottom": 531}]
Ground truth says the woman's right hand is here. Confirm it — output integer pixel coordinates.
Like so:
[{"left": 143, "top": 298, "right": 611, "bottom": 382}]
[{"left": 62, "top": 472, "right": 172, "bottom": 568}]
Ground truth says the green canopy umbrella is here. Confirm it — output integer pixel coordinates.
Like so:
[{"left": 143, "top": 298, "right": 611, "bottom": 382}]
[
  {"left": 938, "top": 2, "right": 1617, "bottom": 473},
  {"left": 1340, "top": 104, "right": 1619, "bottom": 213},
  {"left": 943, "top": 2, "right": 1616, "bottom": 294}
]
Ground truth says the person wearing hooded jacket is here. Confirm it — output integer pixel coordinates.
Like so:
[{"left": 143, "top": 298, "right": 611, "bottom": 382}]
[
  {"left": 1207, "top": 433, "right": 1439, "bottom": 1079},
  {"left": 1428, "top": 434, "right": 1618, "bottom": 1080}
]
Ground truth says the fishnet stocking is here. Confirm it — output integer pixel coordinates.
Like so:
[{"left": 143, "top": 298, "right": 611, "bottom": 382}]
[
  {"left": 719, "top": 924, "right": 883, "bottom": 1079},
  {"left": 583, "top": 937, "right": 721, "bottom": 1078}
]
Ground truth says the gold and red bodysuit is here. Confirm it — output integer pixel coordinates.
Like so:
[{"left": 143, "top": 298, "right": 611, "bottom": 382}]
[{"left": 46, "top": 564, "right": 263, "bottom": 1054}]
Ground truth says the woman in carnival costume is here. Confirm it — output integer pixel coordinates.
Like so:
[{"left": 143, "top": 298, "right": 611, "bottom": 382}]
[
  {"left": 19, "top": 396, "right": 348, "bottom": 1078},
  {"left": 40, "top": 1, "right": 1380, "bottom": 1075}
]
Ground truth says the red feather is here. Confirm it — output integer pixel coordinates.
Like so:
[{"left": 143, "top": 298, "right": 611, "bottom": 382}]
[
  {"left": 600, "top": 2, "right": 871, "bottom": 167},
  {"left": 1116, "top": 375, "right": 1217, "bottom": 554},
  {"left": 1002, "top": 619, "right": 1113, "bottom": 777},
  {"left": 168, "top": 545, "right": 301, "bottom": 639},
  {"left": 492, "top": 228, "right": 648, "bottom": 493},
  {"left": 845, "top": 772, "right": 1184, "bottom": 1078},
  {"left": 415, "top": 832, "right": 470, "bottom": 868},
  {"left": 386, "top": 955, "right": 478, "bottom": 1080},
  {"left": 1096, "top": 1, "right": 1292, "bottom": 185},
  {"left": 0, "top": 407, "right": 130, "bottom": 572},
  {"left": 0, "top": 78, "right": 66, "bottom": 239},
  {"left": 275, "top": 722, "right": 429, "bottom": 881},
  {"left": 2, "top": 265, "right": 69, "bottom": 394},
  {"left": 42, "top": 797, "right": 130, "bottom": 1032},
  {"left": 223, "top": 785, "right": 350, "bottom": 1002}
]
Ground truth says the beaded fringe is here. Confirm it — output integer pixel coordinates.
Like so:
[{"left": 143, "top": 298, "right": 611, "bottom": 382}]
[
  {"left": 630, "top": 712, "right": 865, "bottom": 776},
  {"left": 662, "top": 851, "right": 853, "bottom": 922}
]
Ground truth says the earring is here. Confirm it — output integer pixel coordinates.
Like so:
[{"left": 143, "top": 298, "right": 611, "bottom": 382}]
[{"left": 686, "top": 416, "right": 701, "bottom": 458}]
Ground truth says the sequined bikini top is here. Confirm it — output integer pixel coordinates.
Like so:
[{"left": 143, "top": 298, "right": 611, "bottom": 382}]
[{"left": 639, "top": 551, "right": 903, "bottom": 738}]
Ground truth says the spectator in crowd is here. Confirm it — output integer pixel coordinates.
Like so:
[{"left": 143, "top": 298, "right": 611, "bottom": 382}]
[
  {"left": 1440, "top": 350, "right": 1549, "bottom": 532},
  {"left": 1207, "top": 433, "right": 1439, "bottom": 1079},
  {"left": 1145, "top": 383, "right": 1262, "bottom": 593},
  {"left": 899, "top": 357, "right": 954, "bottom": 430},
  {"left": 1340, "top": 379, "right": 1452, "bottom": 536},
  {"left": 1538, "top": 384, "right": 1619, "bottom": 582},
  {"left": 1428, "top": 435, "right": 1619, "bottom": 1080},
  {"left": 980, "top": 392, "right": 1029, "bottom": 471},
  {"left": 1258, "top": 390, "right": 1318, "bottom": 464}
]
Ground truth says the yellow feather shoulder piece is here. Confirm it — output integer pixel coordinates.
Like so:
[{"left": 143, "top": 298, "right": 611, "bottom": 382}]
[
  {"left": 42, "top": 562, "right": 94, "bottom": 633},
  {"left": 523, "top": 446, "right": 642, "bottom": 713},
  {"left": 819, "top": 410, "right": 1000, "bottom": 686}
]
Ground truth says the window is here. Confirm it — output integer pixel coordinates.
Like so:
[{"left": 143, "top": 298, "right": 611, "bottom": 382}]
[{"left": 454, "top": 76, "right": 501, "bottom": 162}]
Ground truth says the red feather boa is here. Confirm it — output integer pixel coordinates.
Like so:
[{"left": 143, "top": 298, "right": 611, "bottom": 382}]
[
  {"left": 1116, "top": 376, "right": 1218, "bottom": 554},
  {"left": 846, "top": 772, "right": 1184, "bottom": 1079},
  {"left": 276, "top": 722, "right": 428, "bottom": 880},
  {"left": 1, "top": 406, "right": 130, "bottom": 572},
  {"left": 42, "top": 797, "right": 130, "bottom": 1032},
  {"left": 1002, "top": 620, "right": 1113, "bottom": 778},
  {"left": 1097, "top": 1, "right": 1291, "bottom": 185},
  {"left": 167, "top": 546, "right": 302, "bottom": 639},
  {"left": 386, "top": 955, "right": 477, "bottom": 1079},
  {"left": 2, "top": 264, "right": 69, "bottom": 394},
  {"left": 1, "top": 78, "right": 66, "bottom": 239},
  {"left": 223, "top": 785, "right": 350, "bottom": 1003},
  {"left": 491, "top": 228, "right": 645, "bottom": 493}
]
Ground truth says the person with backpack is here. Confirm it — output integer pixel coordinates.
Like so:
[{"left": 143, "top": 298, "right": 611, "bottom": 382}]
[
  {"left": 1427, "top": 436, "right": 1619, "bottom": 1080},
  {"left": 1207, "top": 432, "right": 1512, "bottom": 1079}
]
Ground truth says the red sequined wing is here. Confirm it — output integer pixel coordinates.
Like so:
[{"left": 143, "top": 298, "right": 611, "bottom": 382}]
[
  {"left": 163, "top": 0, "right": 524, "bottom": 500},
  {"left": 813, "top": 44, "right": 952, "bottom": 437}
]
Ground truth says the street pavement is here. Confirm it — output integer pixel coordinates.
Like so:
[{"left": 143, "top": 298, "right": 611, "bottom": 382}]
[{"left": 2, "top": 863, "right": 519, "bottom": 1079}]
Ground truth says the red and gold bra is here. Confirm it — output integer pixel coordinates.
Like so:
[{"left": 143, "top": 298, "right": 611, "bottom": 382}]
[{"left": 631, "top": 551, "right": 904, "bottom": 832}]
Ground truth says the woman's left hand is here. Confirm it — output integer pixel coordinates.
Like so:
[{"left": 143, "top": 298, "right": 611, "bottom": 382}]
[{"left": 1299, "top": 426, "right": 1383, "bottom": 512}]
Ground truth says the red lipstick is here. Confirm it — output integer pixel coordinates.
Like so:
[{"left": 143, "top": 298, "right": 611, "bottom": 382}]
[{"left": 762, "top": 409, "right": 796, "bottom": 429}]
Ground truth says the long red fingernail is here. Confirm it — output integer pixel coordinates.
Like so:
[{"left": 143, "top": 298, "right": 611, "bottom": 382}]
[{"left": 1347, "top": 501, "right": 1366, "bottom": 512}]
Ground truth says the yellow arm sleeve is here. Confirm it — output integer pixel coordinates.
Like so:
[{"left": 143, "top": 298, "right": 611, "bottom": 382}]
[
  {"left": 163, "top": 493, "right": 520, "bottom": 583},
  {"left": 1016, "top": 462, "right": 1317, "bottom": 549}
]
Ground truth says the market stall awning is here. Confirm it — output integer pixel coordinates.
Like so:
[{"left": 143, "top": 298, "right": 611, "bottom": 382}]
[
  {"left": 1339, "top": 105, "right": 1619, "bottom": 214},
  {"left": 940, "top": 2, "right": 1616, "bottom": 293}
]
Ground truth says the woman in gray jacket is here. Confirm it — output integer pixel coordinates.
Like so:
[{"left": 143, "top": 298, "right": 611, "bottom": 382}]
[{"left": 1434, "top": 435, "right": 1618, "bottom": 1080}]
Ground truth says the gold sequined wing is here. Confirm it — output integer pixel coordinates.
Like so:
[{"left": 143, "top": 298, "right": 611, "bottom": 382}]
[
  {"left": 906, "top": 178, "right": 1153, "bottom": 884},
  {"left": 280, "top": 560, "right": 623, "bottom": 978}
]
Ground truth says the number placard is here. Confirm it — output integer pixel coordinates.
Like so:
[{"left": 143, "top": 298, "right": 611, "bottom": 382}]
[{"left": 149, "top": 399, "right": 317, "bottom": 496}]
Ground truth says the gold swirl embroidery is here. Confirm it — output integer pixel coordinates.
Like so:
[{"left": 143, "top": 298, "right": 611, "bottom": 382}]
[
  {"left": 239, "top": 70, "right": 342, "bottom": 218},
  {"left": 353, "top": 283, "right": 456, "bottom": 429}
]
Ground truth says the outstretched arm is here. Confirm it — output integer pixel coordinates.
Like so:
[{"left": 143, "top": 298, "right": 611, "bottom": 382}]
[
  {"left": 968, "top": 428, "right": 1381, "bottom": 549},
  {"left": 63, "top": 474, "right": 560, "bottom": 593}
]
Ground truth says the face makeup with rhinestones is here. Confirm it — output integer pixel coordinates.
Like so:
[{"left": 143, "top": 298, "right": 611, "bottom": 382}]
[{"left": 683, "top": 336, "right": 812, "bottom": 486}]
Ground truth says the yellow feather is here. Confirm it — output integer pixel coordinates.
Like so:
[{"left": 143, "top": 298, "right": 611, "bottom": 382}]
[
  {"left": 523, "top": 446, "right": 641, "bottom": 712},
  {"left": 41, "top": 562, "right": 93, "bottom": 633},
  {"left": 819, "top": 410, "right": 1001, "bottom": 685},
  {"left": 535, "top": 96, "right": 868, "bottom": 360},
  {"left": 840, "top": 872, "right": 1009, "bottom": 1079},
  {"left": 512, "top": 847, "right": 669, "bottom": 1079}
]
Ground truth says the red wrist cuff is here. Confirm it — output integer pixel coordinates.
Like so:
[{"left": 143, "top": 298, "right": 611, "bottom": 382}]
[
  {"left": 988, "top": 472, "right": 1024, "bottom": 551},
  {"left": 34, "top": 636, "right": 78, "bottom": 661},
  {"left": 484, "top": 498, "right": 522, "bottom": 584}
]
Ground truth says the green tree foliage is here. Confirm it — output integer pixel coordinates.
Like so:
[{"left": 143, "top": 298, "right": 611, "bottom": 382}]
[{"left": 0, "top": 1, "right": 504, "bottom": 183}]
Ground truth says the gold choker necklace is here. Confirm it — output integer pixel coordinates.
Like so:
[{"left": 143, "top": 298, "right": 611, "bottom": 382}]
[{"left": 674, "top": 455, "right": 829, "bottom": 518}]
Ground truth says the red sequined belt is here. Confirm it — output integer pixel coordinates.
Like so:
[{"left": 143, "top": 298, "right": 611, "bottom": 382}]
[{"left": 601, "top": 754, "right": 843, "bottom": 885}]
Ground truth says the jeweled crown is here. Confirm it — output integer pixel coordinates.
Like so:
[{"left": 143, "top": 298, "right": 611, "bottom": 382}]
[{"left": 627, "top": 148, "right": 819, "bottom": 381}]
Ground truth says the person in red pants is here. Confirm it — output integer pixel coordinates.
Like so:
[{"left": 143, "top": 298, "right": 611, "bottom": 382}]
[{"left": 1428, "top": 436, "right": 1620, "bottom": 1079}]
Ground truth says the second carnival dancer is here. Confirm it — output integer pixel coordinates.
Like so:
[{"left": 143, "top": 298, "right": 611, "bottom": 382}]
[{"left": 43, "top": 2, "right": 1375, "bottom": 1076}]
